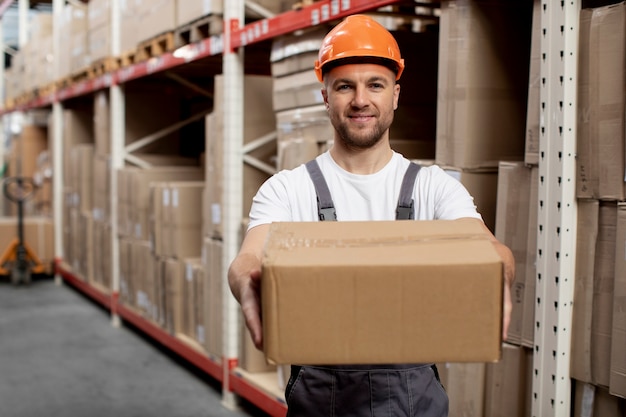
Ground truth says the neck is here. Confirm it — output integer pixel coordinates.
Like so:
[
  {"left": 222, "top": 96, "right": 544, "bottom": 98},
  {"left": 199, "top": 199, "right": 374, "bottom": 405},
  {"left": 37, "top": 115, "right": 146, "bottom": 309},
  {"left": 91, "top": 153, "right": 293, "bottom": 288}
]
[{"left": 329, "top": 140, "right": 394, "bottom": 174}]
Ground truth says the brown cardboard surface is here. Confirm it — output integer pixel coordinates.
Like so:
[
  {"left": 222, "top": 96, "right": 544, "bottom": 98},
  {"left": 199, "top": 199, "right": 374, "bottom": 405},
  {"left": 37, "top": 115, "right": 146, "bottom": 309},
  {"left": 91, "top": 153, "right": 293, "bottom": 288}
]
[
  {"left": 571, "top": 199, "right": 600, "bottom": 383},
  {"left": 577, "top": 3, "right": 626, "bottom": 200},
  {"left": 176, "top": 0, "right": 222, "bottom": 26},
  {"left": 262, "top": 219, "right": 503, "bottom": 365},
  {"left": 525, "top": 0, "right": 541, "bottom": 165},
  {"left": 573, "top": 381, "right": 626, "bottom": 417},
  {"left": 203, "top": 238, "right": 223, "bottom": 359},
  {"left": 441, "top": 166, "right": 499, "bottom": 233},
  {"left": 136, "top": 0, "right": 176, "bottom": 43},
  {"left": 609, "top": 203, "right": 626, "bottom": 397},
  {"left": 0, "top": 217, "right": 54, "bottom": 264},
  {"left": 437, "top": 362, "right": 486, "bottom": 416},
  {"left": 495, "top": 162, "right": 533, "bottom": 345},
  {"left": 436, "top": 0, "right": 532, "bottom": 169},
  {"left": 484, "top": 343, "right": 528, "bottom": 417},
  {"left": 239, "top": 317, "right": 277, "bottom": 373},
  {"left": 610, "top": 203, "right": 626, "bottom": 397},
  {"left": 593, "top": 202, "right": 618, "bottom": 387},
  {"left": 205, "top": 75, "right": 276, "bottom": 239},
  {"left": 571, "top": 200, "right": 618, "bottom": 387}
]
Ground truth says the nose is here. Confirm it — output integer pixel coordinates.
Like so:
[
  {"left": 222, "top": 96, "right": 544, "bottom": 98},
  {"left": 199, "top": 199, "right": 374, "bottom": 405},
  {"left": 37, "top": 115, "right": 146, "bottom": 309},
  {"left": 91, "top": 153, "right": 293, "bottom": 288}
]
[{"left": 351, "top": 85, "right": 369, "bottom": 108}]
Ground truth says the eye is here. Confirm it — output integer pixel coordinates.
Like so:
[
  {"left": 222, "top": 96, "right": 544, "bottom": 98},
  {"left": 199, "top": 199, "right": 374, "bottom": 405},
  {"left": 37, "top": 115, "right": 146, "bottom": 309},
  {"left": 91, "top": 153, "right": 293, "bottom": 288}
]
[
  {"left": 370, "top": 82, "right": 384, "bottom": 90},
  {"left": 337, "top": 84, "right": 352, "bottom": 91}
]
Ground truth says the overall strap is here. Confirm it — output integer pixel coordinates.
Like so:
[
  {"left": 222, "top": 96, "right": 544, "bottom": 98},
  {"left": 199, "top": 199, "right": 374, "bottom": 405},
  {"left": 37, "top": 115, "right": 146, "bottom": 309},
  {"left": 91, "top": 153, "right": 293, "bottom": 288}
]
[
  {"left": 305, "top": 159, "right": 421, "bottom": 222},
  {"left": 305, "top": 160, "right": 337, "bottom": 221},
  {"left": 395, "top": 162, "right": 421, "bottom": 220}
]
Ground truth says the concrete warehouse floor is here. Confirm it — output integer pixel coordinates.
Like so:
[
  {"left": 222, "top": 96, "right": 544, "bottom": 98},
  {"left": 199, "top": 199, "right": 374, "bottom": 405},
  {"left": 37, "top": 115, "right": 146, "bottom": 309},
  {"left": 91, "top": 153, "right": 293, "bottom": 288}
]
[{"left": 0, "top": 276, "right": 269, "bottom": 417}]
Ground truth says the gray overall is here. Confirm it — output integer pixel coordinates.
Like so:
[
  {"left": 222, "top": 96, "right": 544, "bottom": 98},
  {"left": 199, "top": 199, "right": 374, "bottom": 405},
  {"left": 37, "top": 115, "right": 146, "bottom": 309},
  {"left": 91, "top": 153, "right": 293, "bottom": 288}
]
[{"left": 283, "top": 160, "right": 449, "bottom": 417}]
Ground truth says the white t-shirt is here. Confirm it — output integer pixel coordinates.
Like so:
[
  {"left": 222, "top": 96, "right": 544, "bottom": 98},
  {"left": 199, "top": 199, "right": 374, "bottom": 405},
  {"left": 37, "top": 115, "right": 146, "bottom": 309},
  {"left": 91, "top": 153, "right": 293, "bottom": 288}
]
[{"left": 248, "top": 151, "right": 482, "bottom": 229}]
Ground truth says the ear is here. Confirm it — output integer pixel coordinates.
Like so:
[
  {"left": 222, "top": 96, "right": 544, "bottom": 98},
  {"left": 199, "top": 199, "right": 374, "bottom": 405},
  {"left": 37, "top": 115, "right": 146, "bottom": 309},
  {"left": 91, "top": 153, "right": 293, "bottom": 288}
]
[
  {"left": 393, "top": 83, "right": 400, "bottom": 110},
  {"left": 321, "top": 88, "right": 329, "bottom": 109}
]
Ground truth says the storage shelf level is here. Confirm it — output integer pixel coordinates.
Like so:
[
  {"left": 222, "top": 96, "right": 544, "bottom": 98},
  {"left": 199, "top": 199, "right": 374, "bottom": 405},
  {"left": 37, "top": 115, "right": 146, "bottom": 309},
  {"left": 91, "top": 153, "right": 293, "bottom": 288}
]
[{"left": 55, "top": 260, "right": 289, "bottom": 415}]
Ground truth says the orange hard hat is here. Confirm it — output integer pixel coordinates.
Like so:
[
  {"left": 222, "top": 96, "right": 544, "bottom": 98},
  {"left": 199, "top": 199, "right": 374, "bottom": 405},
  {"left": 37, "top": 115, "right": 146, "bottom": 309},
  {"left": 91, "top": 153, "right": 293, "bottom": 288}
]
[{"left": 314, "top": 14, "right": 405, "bottom": 82}]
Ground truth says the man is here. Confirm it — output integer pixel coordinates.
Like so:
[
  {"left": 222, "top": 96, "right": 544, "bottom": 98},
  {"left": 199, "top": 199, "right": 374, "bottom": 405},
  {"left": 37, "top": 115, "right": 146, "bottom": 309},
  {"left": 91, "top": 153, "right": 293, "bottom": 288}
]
[{"left": 228, "top": 14, "right": 514, "bottom": 416}]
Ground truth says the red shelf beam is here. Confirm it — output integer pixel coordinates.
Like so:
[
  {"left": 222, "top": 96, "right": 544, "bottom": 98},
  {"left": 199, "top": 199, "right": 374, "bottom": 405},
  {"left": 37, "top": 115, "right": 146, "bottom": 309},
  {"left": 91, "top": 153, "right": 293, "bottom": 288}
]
[
  {"left": 115, "top": 303, "right": 224, "bottom": 383},
  {"left": 1, "top": 35, "right": 224, "bottom": 115},
  {"left": 56, "top": 260, "right": 112, "bottom": 309},
  {"left": 55, "top": 261, "right": 223, "bottom": 384},
  {"left": 231, "top": 0, "right": 401, "bottom": 48},
  {"left": 229, "top": 372, "right": 288, "bottom": 417}
]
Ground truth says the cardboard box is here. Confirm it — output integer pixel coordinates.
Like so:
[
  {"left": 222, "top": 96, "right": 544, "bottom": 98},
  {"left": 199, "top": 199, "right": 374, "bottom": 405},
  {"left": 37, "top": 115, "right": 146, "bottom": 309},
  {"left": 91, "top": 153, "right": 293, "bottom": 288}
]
[
  {"left": 0, "top": 217, "right": 54, "bottom": 265},
  {"left": 437, "top": 362, "right": 486, "bottom": 416},
  {"left": 525, "top": 0, "right": 541, "bottom": 165},
  {"left": 571, "top": 200, "right": 617, "bottom": 387},
  {"left": 205, "top": 75, "right": 276, "bottom": 239},
  {"left": 610, "top": 202, "right": 626, "bottom": 397},
  {"left": 436, "top": 0, "right": 532, "bottom": 169},
  {"left": 176, "top": 0, "right": 222, "bottom": 26},
  {"left": 272, "top": 70, "right": 324, "bottom": 111},
  {"left": 203, "top": 237, "right": 223, "bottom": 359},
  {"left": 442, "top": 166, "right": 499, "bottom": 233},
  {"left": 576, "top": 3, "right": 626, "bottom": 200},
  {"left": 495, "top": 162, "right": 534, "bottom": 345},
  {"left": 573, "top": 381, "right": 626, "bottom": 417},
  {"left": 521, "top": 166, "right": 539, "bottom": 348},
  {"left": 262, "top": 219, "right": 503, "bottom": 365},
  {"left": 136, "top": 0, "right": 176, "bottom": 43},
  {"left": 484, "top": 343, "right": 528, "bottom": 417}
]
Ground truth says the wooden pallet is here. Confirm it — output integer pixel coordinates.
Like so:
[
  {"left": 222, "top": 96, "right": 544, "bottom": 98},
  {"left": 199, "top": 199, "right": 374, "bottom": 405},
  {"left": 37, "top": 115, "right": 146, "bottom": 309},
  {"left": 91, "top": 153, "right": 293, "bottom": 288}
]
[
  {"left": 120, "top": 50, "right": 138, "bottom": 67},
  {"left": 174, "top": 14, "right": 223, "bottom": 48},
  {"left": 14, "top": 91, "right": 36, "bottom": 106},
  {"left": 88, "top": 57, "right": 120, "bottom": 79},
  {"left": 56, "top": 68, "right": 91, "bottom": 90},
  {"left": 136, "top": 31, "right": 176, "bottom": 63},
  {"left": 291, "top": 0, "right": 316, "bottom": 10}
]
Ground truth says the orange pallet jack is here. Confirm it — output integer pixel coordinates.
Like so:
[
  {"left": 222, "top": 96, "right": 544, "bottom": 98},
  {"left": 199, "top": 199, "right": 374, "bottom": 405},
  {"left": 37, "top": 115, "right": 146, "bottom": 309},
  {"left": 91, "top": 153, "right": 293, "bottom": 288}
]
[{"left": 0, "top": 177, "right": 45, "bottom": 285}]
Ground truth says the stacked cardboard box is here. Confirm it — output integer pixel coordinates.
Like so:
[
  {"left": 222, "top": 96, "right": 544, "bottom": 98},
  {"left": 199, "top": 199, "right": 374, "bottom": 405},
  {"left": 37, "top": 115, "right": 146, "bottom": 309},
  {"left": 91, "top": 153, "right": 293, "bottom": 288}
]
[
  {"left": 571, "top": 3, "right": 626, "bottom": 403},
  {"left": 58, "top": 3, "right": 89, "bottom": 77},
  {"left": 203, "top": 75, "right": 276, "bottom": 240},
  {"left": 87, "top": 0, "right": 110, "bottom": 63}
]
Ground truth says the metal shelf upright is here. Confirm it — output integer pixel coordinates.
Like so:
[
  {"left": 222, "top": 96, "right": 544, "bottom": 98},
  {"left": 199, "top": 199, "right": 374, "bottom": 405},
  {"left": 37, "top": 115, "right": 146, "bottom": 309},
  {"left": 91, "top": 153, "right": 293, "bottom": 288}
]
[{"left": 533, "top": 0, "right": 580, "bottom": 416}]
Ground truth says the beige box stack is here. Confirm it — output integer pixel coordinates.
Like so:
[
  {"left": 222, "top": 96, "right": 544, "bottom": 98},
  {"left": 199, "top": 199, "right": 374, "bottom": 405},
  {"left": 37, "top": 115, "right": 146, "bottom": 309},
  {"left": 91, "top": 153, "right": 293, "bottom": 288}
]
[
  {"left": 120, "top": 0, "right": 140, "bottom": 53},
  {"left": 204, "top": 75, "right": 276, "bottom": 240},
  {"left": 577, "top": 3, "right": 626, "bottom": 201},
  {"left": 494, "top": 161, "right": 538, "bottom": 348},
  {"left": 176, "top": 0, "right": 222, "bottom": 26},
  {"left": 436, "top": 0, "right": 531, "bottom": 169},
  {"left": 58, "top": 2, "right": 89, "bottom": 77},
  {"left": 571, "top": 2, "right": 626, "bottom": 404},
  {"left": 269, "top": 27, "right": 331, "bottom": 171},
  {"left": 87, "top": 0, "right": 110, "bottom": 63},
  {"left": 435, "top": 0, "right": 533, "bottom": 234},
  {"left": 135, "top": 0, "right": 177, "bottom": 45}
]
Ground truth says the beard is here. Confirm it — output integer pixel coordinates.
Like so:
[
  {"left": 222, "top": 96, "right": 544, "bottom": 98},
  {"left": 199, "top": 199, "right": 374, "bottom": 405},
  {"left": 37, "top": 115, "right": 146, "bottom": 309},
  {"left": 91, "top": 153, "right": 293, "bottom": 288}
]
[{"left": 331, "top": 114, "right": 393, "bottom": 150}]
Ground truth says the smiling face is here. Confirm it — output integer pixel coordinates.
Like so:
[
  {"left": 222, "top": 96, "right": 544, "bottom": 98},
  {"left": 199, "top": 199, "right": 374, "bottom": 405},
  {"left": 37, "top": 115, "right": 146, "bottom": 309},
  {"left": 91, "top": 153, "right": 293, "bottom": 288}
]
[{"left": 322, "top": 63, "right": 400, "bottom": 151}]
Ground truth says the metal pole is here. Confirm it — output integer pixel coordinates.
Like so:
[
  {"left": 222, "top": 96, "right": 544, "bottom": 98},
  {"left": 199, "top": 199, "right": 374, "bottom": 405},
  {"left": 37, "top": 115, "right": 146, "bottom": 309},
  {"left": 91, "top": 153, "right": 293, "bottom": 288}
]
[
  {"left": 532, "top": 1, "right": 580, "bottom": 415},
  {"left": 222, "top": 0, "right": 245, "bottom": 410},
  {"left": 109, "top": 0, "right": 123, "bottom": 328},
  {"left": 52, "top": 0, "right": 63, "bottom": 284}
]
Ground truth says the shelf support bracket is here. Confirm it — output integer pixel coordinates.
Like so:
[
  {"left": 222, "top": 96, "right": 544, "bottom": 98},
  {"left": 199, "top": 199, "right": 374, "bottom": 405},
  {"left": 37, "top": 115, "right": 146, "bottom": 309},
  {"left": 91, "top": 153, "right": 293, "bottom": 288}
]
[{"left": 124, "top": 110, "right": 211, "bottom": 154}]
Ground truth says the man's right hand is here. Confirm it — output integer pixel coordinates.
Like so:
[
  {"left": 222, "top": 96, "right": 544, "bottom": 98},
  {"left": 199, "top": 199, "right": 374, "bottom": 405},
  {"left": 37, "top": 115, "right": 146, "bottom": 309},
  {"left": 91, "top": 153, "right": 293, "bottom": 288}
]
[
  {"left": 227, "top": 224, "right": 271, "bottom": 351},
  {"left": 239, "top": 268, "right": 263, "bottom": 349}
]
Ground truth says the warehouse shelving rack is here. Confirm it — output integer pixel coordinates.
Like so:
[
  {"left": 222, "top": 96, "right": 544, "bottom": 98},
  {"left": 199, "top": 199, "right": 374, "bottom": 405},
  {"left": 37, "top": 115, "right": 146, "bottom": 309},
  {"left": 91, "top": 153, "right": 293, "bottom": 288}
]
[{"left": 0, "top": 1, "right": 581, "bottom": 416}]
